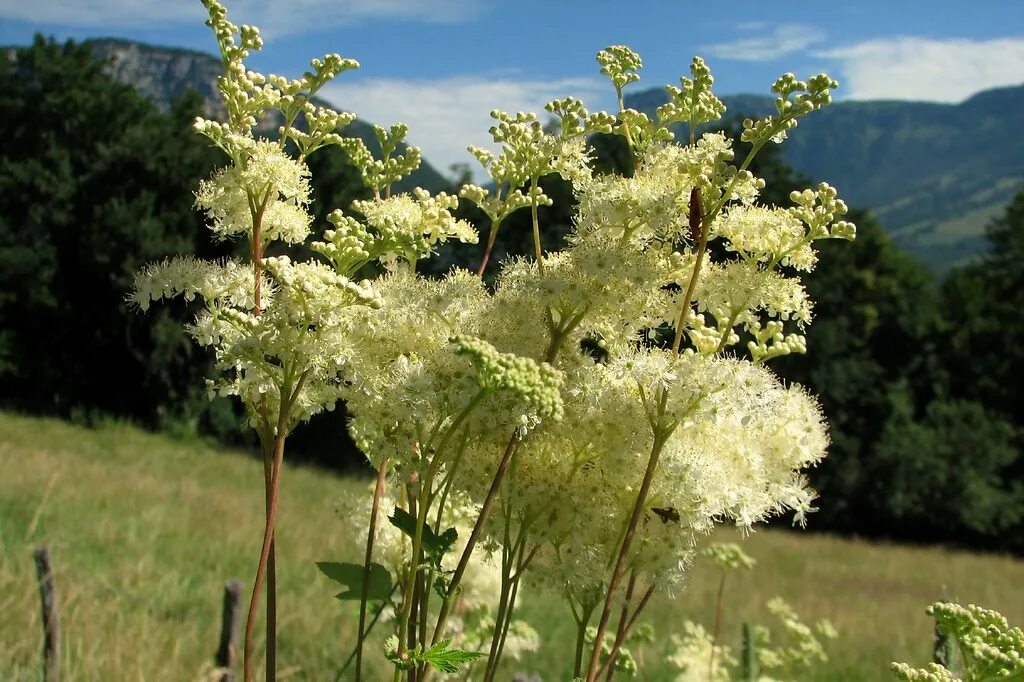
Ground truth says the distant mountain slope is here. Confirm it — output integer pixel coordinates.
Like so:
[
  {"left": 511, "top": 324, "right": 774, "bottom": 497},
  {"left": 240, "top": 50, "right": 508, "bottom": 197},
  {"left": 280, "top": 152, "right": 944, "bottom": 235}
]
[
  {"left": 82, "top": 38, "right": 452, "bottom": 194},
  {"left": 627, "top": 85, "right": 1024, "bottom": 271}
]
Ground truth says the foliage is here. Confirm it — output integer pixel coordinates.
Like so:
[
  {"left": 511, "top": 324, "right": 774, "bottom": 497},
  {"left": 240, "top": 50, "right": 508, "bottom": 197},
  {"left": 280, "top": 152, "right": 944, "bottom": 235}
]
[
  {"left": 943, "top": 190, "right": 1024, "bottom": 426},
  {"left": 0, "top": 35, "right": 239, "bottom": 435},
  {"left": 871, "top": 399, "right": 1022, "bottom": 539}
]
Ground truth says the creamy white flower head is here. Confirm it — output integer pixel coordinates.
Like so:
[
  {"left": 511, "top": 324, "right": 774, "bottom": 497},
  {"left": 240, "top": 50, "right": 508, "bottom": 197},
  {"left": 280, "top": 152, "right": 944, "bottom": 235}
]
[
  {"left": 351, "top": 189, "right": 477, "bottom": 264},
  {"left": 717, "top": 205, "right": 816, "bottom": 270},
  {"left": 196, "top": 140, "right": 313, "bottom": 244}
]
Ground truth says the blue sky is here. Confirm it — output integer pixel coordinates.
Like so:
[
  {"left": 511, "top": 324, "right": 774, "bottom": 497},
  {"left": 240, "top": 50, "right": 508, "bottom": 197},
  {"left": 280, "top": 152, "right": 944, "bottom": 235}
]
[{"left": 3, "top": 1, "right": 1023, "bottom": 178}]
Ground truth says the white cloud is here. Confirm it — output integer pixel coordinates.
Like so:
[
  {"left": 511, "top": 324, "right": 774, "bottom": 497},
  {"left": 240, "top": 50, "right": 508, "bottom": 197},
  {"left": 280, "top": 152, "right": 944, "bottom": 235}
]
[
  {"left": 821, "top": 36, "right": 1024, "bottom": 102},
  {"left": 703, "top": 23, "right": 825, "bottom": 61},
  {"left": 0, "top": 0, "right": 481, "bottom": 34},
  {"left": 319, "top": 75, "right": 610, "bottom": 182}
]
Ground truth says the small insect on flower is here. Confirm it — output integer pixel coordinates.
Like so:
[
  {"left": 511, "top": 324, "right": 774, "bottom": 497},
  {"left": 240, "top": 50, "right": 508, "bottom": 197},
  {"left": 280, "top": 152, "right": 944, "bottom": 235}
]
[{"left": 651, "top": 506, "right": 681, "bottom": 524}]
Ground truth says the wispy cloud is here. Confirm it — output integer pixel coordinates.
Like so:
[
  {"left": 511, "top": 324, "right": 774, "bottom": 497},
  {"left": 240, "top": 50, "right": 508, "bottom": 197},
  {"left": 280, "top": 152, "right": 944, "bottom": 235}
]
[
  {"left": 703, "top": 23, "right": 825, "bottom": 61},
  {"left": 320, "top": 75, "right": 610, "bottom": 182},
  {"left": 821, "top": 36, "right": 1024, "bottom": 103},
  {"left": 0, "top": 0, "right": 483, "bottom": 34}
]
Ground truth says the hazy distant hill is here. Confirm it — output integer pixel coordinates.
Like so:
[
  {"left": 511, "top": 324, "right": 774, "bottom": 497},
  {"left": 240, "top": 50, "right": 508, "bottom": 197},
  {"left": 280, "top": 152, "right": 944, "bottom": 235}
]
[
  {"left": 81, "top": 38, "right": 452, "bottom": 194},
  {"left": 627, "top": 86, "right": 1024, "bottom": 271}
]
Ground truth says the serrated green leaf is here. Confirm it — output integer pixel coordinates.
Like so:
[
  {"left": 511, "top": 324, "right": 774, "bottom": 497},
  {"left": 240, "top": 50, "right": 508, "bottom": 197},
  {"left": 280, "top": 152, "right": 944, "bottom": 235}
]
[
  {"left": 423, "top": 525, "right": 458, "bottom": 566},
  {"left": 388, "top": 508, "right": 459, "bottom": 569},
  {"left": 315, "top": 561, "right": 392, "bottom": 601},
  {"left": 418, "top": 639, "right": 485, "bottom": 674},
  {"left": 388, "top": 507, "right": 418, "bottom": 538}
]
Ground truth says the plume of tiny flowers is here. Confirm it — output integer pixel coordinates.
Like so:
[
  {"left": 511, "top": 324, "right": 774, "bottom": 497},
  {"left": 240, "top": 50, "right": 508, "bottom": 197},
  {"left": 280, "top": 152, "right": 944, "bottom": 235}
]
[
  {"left": 134, "top": 0, "right": 382, "bottom": 434},
  {"left": 140, "top": 3, "right": 860, "bottom": 678}
]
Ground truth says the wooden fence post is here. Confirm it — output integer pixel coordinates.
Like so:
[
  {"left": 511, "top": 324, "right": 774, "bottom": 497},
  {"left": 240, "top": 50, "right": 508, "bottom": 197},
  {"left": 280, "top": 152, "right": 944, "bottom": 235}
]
[
  {"left": 216, "top": 579, "right": 243, "bottom": 682},
  {"left": 33, "top": 545, "right": 60, "bottom": 682}
]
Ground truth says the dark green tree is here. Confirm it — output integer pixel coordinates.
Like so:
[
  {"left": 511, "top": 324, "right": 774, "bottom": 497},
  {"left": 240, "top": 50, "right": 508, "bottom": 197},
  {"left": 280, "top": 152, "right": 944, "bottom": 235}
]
[
  {"left": 775, "top": 212, "right": 943, "bottom": 532},
  {"left": 0, "top": 36, "right": 235, "bottom": 434},
  {"left": 870, "top": 398, "right": 1022, "bottom": 540},
  {"left": 943, "top": 190, "right": 1024, "bottom": 424}
]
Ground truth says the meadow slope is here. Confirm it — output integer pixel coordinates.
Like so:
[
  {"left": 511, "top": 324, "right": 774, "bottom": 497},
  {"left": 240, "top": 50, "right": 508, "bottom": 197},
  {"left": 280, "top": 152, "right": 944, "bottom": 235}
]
[{"left": 2, "top": 412, "right": 1022, "bottom": 681}]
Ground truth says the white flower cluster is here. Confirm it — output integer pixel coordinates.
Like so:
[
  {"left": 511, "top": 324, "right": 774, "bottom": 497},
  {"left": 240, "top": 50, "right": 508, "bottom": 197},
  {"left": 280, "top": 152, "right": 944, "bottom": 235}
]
[
  {"left": 668, "top": 621, "right": 734, "bottom": 682},
  {"left": 134, "top": 0, "right": 476, "bottom": 437},
  {"left": 668, "top": 599, "right": 836, "bottom": 682},
  {"left": 137, "top": 3, "right": 858, "bottom": 677},
  {"left": 323, "top": 38, "right": 852, "bottom": 672}
]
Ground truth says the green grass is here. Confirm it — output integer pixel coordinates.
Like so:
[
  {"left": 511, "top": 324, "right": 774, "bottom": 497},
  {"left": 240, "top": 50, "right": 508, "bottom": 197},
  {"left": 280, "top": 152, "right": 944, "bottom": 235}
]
[{"left": 2, "top": 412, "right": 1023, "bottom": 681}]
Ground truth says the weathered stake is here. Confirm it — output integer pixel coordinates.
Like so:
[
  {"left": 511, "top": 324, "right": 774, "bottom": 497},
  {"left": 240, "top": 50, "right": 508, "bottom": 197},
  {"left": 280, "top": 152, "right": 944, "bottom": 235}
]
[
  {"left": 33, "top": 545, "right": 60, "bottom": 682},
  {"left": 217, "top": 580, "right": 243, "bottom": 682}
]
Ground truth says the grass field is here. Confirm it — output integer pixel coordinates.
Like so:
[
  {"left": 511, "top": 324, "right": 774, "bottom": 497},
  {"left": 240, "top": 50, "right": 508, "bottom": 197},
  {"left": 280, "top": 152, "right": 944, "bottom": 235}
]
[{"left": 2, "top": 412, "right": 1023, "bottom": 681}]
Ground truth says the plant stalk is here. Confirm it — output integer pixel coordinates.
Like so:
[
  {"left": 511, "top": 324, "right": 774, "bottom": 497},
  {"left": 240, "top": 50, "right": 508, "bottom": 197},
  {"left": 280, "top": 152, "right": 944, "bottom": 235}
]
[
  {"left": 708, "top": 571, "right": 728, "bottom": 681},
  {"left": 355, "top": 458, "right": 389, "bottom": 682},
  {"left": 584, "top": 429, "right": 668, "bottom": 682}
]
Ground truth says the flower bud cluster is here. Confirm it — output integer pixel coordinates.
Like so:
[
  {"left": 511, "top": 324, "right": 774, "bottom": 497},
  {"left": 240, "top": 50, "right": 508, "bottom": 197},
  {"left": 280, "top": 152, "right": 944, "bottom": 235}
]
[
  {"left": 741, "top": 72, "right": 838, "bottom": 145},
  {"left": 341, "top": 123, "right": 423, "bottom": 194},
  {"left": 657, "top": 57, "right": 726, "bottom": 132},
  {"left": 893, "top": 603, "right": 1024, "bottom": 681},
  {"left": 452, "top": 335, "right": 563, "bottom": 421},
  {"left": 596, "top": 45, "right": 643, "bottom": 92},
  {"left": 789, "top": 182, "right": 856, "bottom": 240},
  {"left": 701, "top": 542, "right": 755, "bottom": 571}
]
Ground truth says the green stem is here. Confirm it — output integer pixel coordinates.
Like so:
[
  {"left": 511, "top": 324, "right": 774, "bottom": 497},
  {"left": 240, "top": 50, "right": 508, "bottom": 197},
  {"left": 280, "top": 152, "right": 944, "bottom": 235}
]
[
  {"left": 430, "top": 434, "right": 521, "bottom": 646},
  {"left": 571, "top": 595, "right": 598, "bottom": 679},
  {"left": 708, "top": 571, "right": 727, "bottom": 681},
  {"left": 714, "top": 309, "right": 741, "bottom": 355},
  {"left": 604, "top": 568, "right": 637, "bottom": 680},
  {"left": 529, "top": 176, "right": 544, "bottom": 276},
  {"left": 355, "top": 457, "right": 390, "bottom": 682},
  {"left": 596, "top": 582, "right": 656, "bottom": 681},
  {"left": 395, "top": 486, "right": 426, "bottom": 673},
  {"left": 584, "top": 421, "right": 672, "bottom": 682},
  {"left": 491, "top": 540, "right": 528, "bottom": 680},
  {"left": 477, "top": 217, "right": 502, "bottom": 278},
  {"left": 335, "top": 584, "right": 398, "bottom": 682}
]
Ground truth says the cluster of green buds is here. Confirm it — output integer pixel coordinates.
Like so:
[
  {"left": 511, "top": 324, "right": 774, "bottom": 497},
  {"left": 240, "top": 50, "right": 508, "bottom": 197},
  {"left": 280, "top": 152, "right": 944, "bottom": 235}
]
[
  {"left": 892, "top": 602, "right": 1024, "bottom": 681},
  {"left": 657, "top": 57, "right": 727, "bottom": 138},
  {"left": 341, "top": 123, "right": 424, "bottom": 197},
  {"left": 742, "top": 72, "right": 838, "bottom": 146},
  {"left": 452, "top": 335, "right": 564, "bottom": 422},
  {"left": 789, "top": 183, "right": 857, "bottom": 240},
  {"left": 702, "top": 543, "right": 757, "bottom": 571}
]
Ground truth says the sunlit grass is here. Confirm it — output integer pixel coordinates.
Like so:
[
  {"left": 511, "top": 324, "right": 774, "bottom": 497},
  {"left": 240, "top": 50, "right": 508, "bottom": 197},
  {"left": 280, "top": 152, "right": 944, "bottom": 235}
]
[{"left": 2, "top": 412, "right": 1022, "bottom": 680}]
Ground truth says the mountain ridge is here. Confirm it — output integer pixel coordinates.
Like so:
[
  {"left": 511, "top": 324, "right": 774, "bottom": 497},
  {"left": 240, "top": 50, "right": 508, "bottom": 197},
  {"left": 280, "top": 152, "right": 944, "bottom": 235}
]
[{"left": 69, "top": 37, "right": 452, "bottom": 194}]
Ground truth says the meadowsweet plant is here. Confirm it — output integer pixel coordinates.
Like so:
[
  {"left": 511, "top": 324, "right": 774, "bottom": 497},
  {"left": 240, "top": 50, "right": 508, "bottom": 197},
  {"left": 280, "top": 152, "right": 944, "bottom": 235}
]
[
  {"left": 134, "top": 3, "right": 856, "bottom": 680},
  {"left": 891, "top": 603, "right": 1024, "bottom": 681}
]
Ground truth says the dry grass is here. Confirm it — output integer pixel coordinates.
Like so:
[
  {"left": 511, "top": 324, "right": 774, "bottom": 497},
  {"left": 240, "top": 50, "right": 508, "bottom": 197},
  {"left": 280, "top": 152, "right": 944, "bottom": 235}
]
[{"left": 2, "top": 412, "right": 1023, "bottom": 681}]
